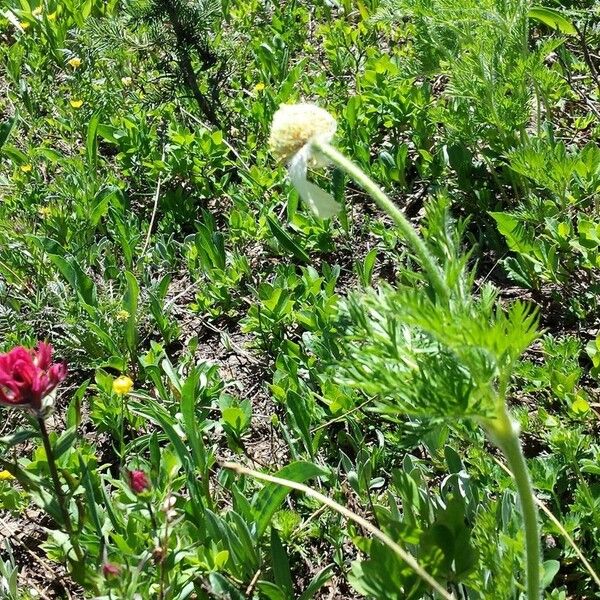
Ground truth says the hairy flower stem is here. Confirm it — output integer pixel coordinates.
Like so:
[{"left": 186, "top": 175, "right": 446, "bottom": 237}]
[
  {"left": 312, "top": 137, "right": 540, "bottom": 596},
  {"left": 314, "top": 138, "right": 540, "bottom": 596},
  {"left": 312, "top": 140, "right": 450, "bottom": 304},
  {"left": 487, "top": 410, "right": 541, "bottom": 599},
  {"left": 119, "top": 393, "right": 125, "bottom": 469},
  {"left": 37, "top": 416, "right": 84, "bottom": 563}
]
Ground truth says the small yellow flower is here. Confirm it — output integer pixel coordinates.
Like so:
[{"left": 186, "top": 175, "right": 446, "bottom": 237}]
[
  {"left": 116, "top": 309, "right": 130, "bottom": 321},
  {"left": 47, "top": 11, "right": 57, "bottom": 20},
  {"left": 113, "top": 375, "right": 134, "bottom": 396},
  {"left": 121, "top": 76, "right": 132, "bottom": 87},
  {"left": 19, "top": 20, "right": 30, "bottom": 30},
  {"left": 0, "top": 470, "right": 15, "bottom": 481},
  {"left": 38, "top": 206, "right": 52, "bottom": 218},
  {"left": 253, "top": 82, "right": 265, "bottom": 93},
  {"left": 68, "top": 57, "right": 82, "bottom": 69},
  {"left": 32, "top": 6, "right": 43, "bottom": 17},
  {"left": 20, "top": 164, "right": 33, "bottom": 173},
  {"left": 70, "top": 99, "right": 84, "bottom": 109}
]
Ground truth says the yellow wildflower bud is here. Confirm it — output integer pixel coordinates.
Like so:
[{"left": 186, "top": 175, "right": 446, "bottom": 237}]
[
  {"left": 253, "top": 82, "right": 265, "bottom": 93},
  {"left": 47, "top": 11, "right": 57, "bottom": 20},
  {"left": 0, "top": 470, "right": 15, "bottom": 481},
  {"left": 68, "top": 57, "right": 82, "bottom": 69},
  {"left": 20, "top": 164, "right": 33, "bottom": 173},
  {"left": 113, "top": 375, "right": 134, "bottom": 396},
  {"left": 70, "top": 99, "right": 84, "bottom": 109},
  {"left": 19, "top": 21, "right": 30, "bottom": 30},
  {"left": 268, "top": 103, "right": 337, "bottom": 164},
  {"left": 38, "top": 206, "right": 52, "bottom": 218},
  {"left": 32, "top": 6, "right": 43, "bottom": 17}
]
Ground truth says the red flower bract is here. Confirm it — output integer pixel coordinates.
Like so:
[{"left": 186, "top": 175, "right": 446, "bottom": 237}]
[
  {"left": 0, "top": 342, "right": 67, "bottom": 411},
  {"left": 102, "top": 562, "right": 121, "bottom": 578},
  {"left": 128, "top": 469, "right": 151, "bottom": 494}
]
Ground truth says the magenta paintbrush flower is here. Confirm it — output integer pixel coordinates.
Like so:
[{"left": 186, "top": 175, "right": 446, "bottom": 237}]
[
  {"left": 0, "top": 342, "right": 67, "bottom": 411},
  {"left": 128, "top": 469, "right": 151, "bottom": 494}
]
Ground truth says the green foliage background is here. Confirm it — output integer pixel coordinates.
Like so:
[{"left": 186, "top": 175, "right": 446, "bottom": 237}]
[{"left": 0, "top": 0, "right": 599, "bottom": 598}]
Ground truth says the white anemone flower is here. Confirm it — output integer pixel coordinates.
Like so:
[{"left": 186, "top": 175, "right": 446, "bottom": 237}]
[{"left": 269, "top": 103, "right": 340, "bottom": 219}]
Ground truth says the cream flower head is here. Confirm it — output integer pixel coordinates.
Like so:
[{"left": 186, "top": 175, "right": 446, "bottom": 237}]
[
  {"left": 269, "top": 103, "right": 339, "bottom": 219},
  {"left": 269, "top": 103, "right": 337, "bottom": 164}
]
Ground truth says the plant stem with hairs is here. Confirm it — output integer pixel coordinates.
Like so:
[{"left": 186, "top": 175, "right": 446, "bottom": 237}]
[
  {"left": 309, "top": 138, "right": 541, "bottom": 598},
  {"left": 311, "top": 139, "right": 450, "bottom": 304},
  {"left": 486, "top": 408, "right": 540, "bottom": 600},
  {"left": 37, "top": 416, "right": 85, "bottom": 563}
]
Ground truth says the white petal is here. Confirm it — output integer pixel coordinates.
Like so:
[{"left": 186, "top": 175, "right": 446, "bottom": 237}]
[
  {"left": 287, "top": 146, "right": 340, "bottom": 219},
  {"left": 294, "top": 179, "right": 340, "bottom": 219},
  {"left": 288, "top": 144, "right": 310, "bottom": 181}
]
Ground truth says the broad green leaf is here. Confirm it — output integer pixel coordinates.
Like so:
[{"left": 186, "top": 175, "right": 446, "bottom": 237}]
[
  {"left": 489, "top": 212, "right": 534, "bottom": 254},
  {"left": 271, "top": 529, "right": 293, "bottom": 598},
  {"left": 541, "top": 559, "right": 560, "bottom": 589},
  {"left": 0, "top": 430, "right": 38, "bottom": 447},
  {"left": 208, "top": 573, "right": 245, "bottom": 600},
  {"left": 227, "top": 510, "right": 260, "bottom": 568},
  {"left": 267, "top": 216, "right": 310, "bottom": 262},
  {"left": 254, "top": 461, "right": 329, "bottom": 537},
  {"left": 529, "top": 7, "right": 576, "bottom": 34},
  {"left": 0, "top": 114, "right": 17, "bottom": 150},
  {"left": 48, "top": 254, "right": 97, "bottom": 306},
  {"left": 53, "top": 427, "right": 77, "bottom": 460},
  {"left": 257, "top": 581, "right": 288, "bottom": 600},
  {"left": 66, "top": 379, "right": 89, "bottom": 429},
  {"left": 286, "top": 390, "right": 314, "bottom": 457},
  {"left": 90, "top": 186, "right": 124, "bottom": 226},
  {"left": 180, "top": 368, "right": 208, "bottom": 472},
  {"left": 131, "top": 398, "right": 205, "bottom": 525},
  {"left": 78, "top": 456, "right": 103, "bottom": 538}
]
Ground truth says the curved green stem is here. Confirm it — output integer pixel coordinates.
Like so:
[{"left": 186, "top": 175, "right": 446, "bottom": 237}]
[
  {"left": 38, "top": 417, "right": 72, "bottom": 529},
  {"left": 312, "top": 139, "right": 450, "bottom": 303},
  {"left": 488, "top": 410, "right": 541, "bottom": 599},
  {"left": 222, "top": 460, "right": 455, "bottom": 600}
]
